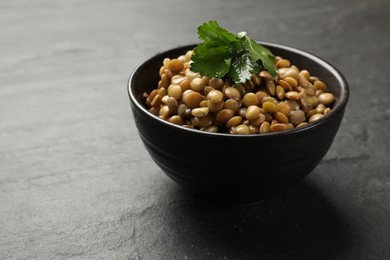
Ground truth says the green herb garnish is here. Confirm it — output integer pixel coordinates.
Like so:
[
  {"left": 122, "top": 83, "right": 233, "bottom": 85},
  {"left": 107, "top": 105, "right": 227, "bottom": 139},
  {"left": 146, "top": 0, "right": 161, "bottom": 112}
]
[{"left": 190, "top": 20, "right": 277, "bottom": 84}]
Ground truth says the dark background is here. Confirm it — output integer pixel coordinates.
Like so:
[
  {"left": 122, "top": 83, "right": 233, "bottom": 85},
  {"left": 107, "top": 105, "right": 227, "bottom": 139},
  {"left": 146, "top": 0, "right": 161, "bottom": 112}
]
[{"left": 1, "top": 0, "right": 389, "bottom": 259}]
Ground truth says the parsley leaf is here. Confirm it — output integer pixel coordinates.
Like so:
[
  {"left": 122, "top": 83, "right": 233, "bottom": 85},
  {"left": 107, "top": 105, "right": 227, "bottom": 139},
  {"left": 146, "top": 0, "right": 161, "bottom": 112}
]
[
  {"left": 197, "top": 20, "right": 236, "bottom": 47},
  {"left": 190, "top": 45, "right": 231, "bottom": 79},
  {"left": 190, "top": 20, "right": 277, "bottom": 84},
  {"left": 228, "top": 52, "right": 261, "bottom": 84},
  {"left": 239, "top": 35, "right": 277, "bottom": 76}
]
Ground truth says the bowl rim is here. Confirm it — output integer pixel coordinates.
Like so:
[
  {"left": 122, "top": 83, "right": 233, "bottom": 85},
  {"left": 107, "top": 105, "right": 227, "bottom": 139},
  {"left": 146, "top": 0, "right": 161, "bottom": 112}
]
[{"left": 128, "top": 42, "right": 349, "bottom": 138}]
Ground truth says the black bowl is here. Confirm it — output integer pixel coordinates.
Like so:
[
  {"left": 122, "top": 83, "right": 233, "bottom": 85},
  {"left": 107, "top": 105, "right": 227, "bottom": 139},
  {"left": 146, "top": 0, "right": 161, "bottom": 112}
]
[{"left": 128, "top": 43, "right": 349, "bottom": 205}]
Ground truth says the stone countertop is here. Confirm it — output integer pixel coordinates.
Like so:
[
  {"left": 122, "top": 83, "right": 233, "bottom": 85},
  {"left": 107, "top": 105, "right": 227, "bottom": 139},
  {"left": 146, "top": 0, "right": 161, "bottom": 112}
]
[{"left": 1, "top": 0, "right": 389, "bottom": 259}]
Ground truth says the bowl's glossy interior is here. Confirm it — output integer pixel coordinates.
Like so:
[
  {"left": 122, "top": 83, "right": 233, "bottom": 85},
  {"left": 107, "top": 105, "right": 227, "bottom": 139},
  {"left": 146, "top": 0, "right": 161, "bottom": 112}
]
[{"left": 128, "top": 43, "right": 349, "bottom": 205}]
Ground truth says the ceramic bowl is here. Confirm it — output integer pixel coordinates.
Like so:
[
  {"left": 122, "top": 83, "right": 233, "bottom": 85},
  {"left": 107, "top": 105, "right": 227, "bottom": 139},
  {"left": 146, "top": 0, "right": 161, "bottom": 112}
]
[{"left": 128, "top": 43, "right": 349, "bottom": 205}]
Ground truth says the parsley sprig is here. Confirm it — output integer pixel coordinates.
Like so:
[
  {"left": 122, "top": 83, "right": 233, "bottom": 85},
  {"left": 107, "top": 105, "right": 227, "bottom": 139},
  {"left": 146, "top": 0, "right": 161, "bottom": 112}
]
[{"left": 190, "top": 20, "right": 277, "bottom": 84}]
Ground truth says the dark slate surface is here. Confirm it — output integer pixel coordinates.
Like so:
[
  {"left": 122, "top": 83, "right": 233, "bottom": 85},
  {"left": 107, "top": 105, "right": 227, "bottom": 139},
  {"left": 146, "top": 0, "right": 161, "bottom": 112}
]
[{"left": 1, "top": 0, "right": 389, "bottom": 259}]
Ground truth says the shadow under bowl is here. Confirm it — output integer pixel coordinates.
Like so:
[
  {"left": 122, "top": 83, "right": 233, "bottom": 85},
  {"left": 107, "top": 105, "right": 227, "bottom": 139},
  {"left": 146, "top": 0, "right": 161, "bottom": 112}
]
[{"left": 128, "top": 43, "right": 349, "bottom": 205}]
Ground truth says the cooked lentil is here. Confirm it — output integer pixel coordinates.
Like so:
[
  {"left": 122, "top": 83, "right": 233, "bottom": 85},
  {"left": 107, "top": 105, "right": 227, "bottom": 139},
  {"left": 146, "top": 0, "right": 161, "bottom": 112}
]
[{"left": 142, "top": 50, "right": 336, "bottom": 134}]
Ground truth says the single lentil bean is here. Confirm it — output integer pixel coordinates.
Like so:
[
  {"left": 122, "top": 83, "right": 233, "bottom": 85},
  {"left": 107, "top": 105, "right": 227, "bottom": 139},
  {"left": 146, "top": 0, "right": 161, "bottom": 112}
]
[
  {"left": 318, "top": 93, "right": 335, "bottom": 106},
  {"left": 169, "top": 115, "right": 184, "bottom": 125},
  {"left": 271, "top": 119, "right": 279, "bottom": 125},
  {"left": 190, "top": 77, "right": 205, "bottom": 92},
  {"left": 289, "top": 110, "right": 306, "bottom": 125},
  {"left": 276, "top": 102, "right": 291, "bottom": 116},
  {"left": 245, "top": 105, "right": 261, "bottom": 120},
  {"left": 263, "top": 101, "right": 277, "bottom": 113},
  {"left": 274, "top": 111, "right": 289, "bottom": 123},
  {"left": 168, "top": 59, "right": 184, "bottom": 73},
  {"left": 191, "top": 107, "right": 209, "bottom": 117},
  {"left": 270, "top": 123, "right": 288, "bottom": 132},
  {"left": 309, "top": 113, "right": 324, "bottom": 123},
  {"left": 223, "top": 99, "right": 240, "bottom": 114},
  {"left": 276, "top": 59, "right": 291, "bottom": 68},
  {"left": 276, "top": 85, "right": 285, "bottom": 100},
  {"left": 242, "top": 93, "right": 259, "bottom": 107},
  {"left": 167, "top": 85, "right": 182, "bottom": 100},
  {"left": 259, "top": 121, "right": 270, "bottom": 133},
  {"left": 266, "top": 80, "right": 276, "bottom": 96},
  {"left": 314, "top": 80, "right": 327, "bottom": 91},
  {"left": 216, "top": 109, "right": 234, "bottom": 124},
  {"left": 224, "top": 86, "right": 241, "bottom": 101},
  {"left": 179, "top": 79, "right": 191, "bottom": 91},
  {"left": 226, "top": 116, "right": 242, "bottom": 128},
  {"left": 159, "top": 105, "right": 170, "bottom": 119},
  {"left": 233, "top": 124, "right": 250, "bottom": 134},
  {"left": 206, "top": 90, "right": 224, "bottom": 103},
  {"left": 285, "top": 91, "right": 300, "bottom": 100},
  {"left": 185, "top": 91, "right": 203, "bottom": 108}
]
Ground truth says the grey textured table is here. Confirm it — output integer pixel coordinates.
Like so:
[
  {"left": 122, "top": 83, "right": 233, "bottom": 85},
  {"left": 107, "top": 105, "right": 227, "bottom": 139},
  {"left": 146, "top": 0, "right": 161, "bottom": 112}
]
[{"left": 1, "top": 0, "right": 389, "bottom": 259}]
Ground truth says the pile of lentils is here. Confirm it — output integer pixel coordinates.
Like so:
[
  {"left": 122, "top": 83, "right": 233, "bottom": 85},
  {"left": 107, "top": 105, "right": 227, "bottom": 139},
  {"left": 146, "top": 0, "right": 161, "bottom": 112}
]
[{"left": 142, "top": 50, "right": 335, "bottom": 134}]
